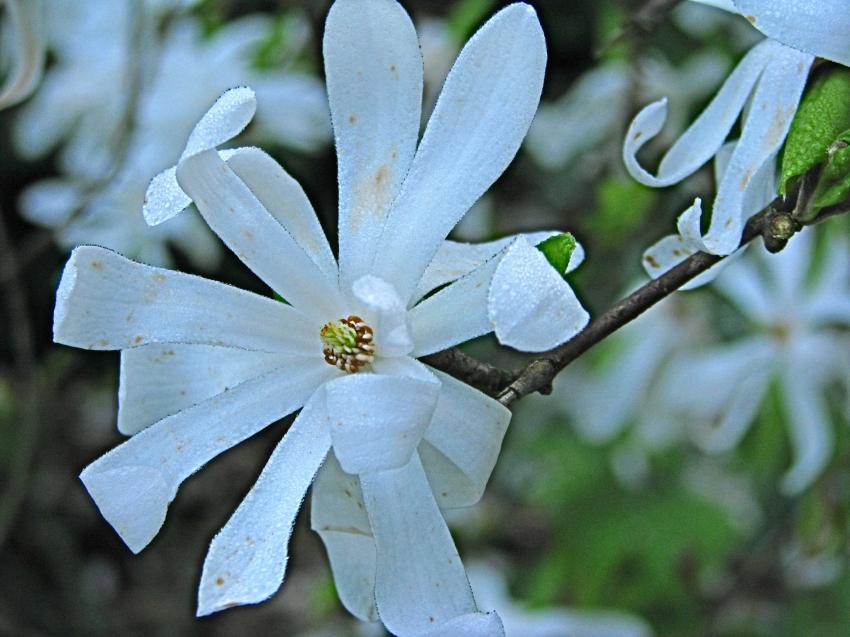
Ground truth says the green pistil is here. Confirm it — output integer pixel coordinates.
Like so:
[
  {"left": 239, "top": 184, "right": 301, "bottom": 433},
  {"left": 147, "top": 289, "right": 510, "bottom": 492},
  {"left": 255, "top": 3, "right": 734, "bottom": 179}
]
[{"left": 320, "top": 320, "right": 358, "bottom": 353}]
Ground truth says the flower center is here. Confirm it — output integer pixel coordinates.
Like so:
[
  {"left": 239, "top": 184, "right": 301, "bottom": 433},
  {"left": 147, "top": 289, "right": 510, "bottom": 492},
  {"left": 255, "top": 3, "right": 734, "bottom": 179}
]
[{"left": 320, "top": 315, "right": 375, "bottom": 373}]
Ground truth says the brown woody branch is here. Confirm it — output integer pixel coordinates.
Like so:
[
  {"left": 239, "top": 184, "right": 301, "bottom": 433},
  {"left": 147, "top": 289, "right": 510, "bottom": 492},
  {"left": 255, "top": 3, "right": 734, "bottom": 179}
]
[{"left": 427, "top": 190, "right": 848, "bottom": 405}]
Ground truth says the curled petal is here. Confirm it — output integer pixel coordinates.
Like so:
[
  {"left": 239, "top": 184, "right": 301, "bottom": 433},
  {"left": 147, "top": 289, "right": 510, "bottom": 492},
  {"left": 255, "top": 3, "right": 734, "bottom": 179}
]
[
  {"left": 488, "top": 236, "right": 589, "bottom": 352},
  {"left": 144, "top": 87, "right": 257, "bottom": 226},
  {"left": 623, "top": 40, "right": 773, "bottom": 188}
]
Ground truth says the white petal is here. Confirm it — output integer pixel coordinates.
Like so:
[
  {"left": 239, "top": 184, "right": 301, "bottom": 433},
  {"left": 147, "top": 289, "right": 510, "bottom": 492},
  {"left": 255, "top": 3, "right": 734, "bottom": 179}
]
[
  {"left": 779, "top": 369, "right": 833, "bottom": 494},
  {"left": 622, "top": 40, "right": 773, "bottom": 187},
  {"left": 197, "top": 388, "right": 331, "bottom": 616},
  {"left": 143, "top": 86, "right": 257, "bottom": 226},
  {"left": 182, "top": 87, "right": 256, "bottom": 159},
  {"left": 325, "top": 369, "right": 440, "bottom": 475},
  {"left": 310, "top": 452, "right": 378, "bottom": 622},
  {"left": 733, "top": 0, "right": 850, "bottom": 66},
  {"left": 118, "top": 345, "right": 294, "bottom": 436},
  {"left": 413, "top": 231, "right": 568, "bottom": 302},
  {"left": 415, "top": 612, "right": 505, "bottom": 637},
  {"left": 351, "top": 275, "right": 413, "bottom": 358},
  {"left": 488, "top": 237, "right": 589, "bottom": 352},
  {"left": 409, "top": 256, "right": 498, "bottom": 358},
  {"left": 176, "top": 150, "right": 344, "bottom": 320},
  {"left": 323, "top": 0, "right": 423, "bottom": 289},
  {"left": 702, "top": 43, "right": 811, "bottom": 255},
  {"left": 641, "top": 199, "right": 743, "bottom": 290},
  {"left": 225, "top": 147, "right": 338, "bottom": 280},
  {"left": 420, "top": 369, "right": 511, "bottom": 508},
  {"left": 53, "top": 246, "right": 318, "bottom": 353},
  {"left": 360, "top": 452, "right": 477, "bottom": 635},
  {"left": 79, "top": 361, "right": 332, "bottom": 553},
  {"left": 372, "top": 4, "right": 547, "bottom": 302}
]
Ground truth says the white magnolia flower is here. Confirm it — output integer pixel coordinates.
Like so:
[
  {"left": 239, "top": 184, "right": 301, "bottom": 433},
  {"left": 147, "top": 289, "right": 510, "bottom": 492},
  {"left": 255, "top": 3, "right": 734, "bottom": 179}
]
[
  {"left": 0, "top": 0, "right": 45, "bottom": 109},
  {"left": 658, "top": 230, "right": 850, "bottom": 494},
  {"left": 468, "top": 562, "right": 653, "bottom": 637},
  {"left": 53, "top": 1, "right": 589, "bottom": 635},
  {"left": 624, "top": 0, "right": 849, "bottom": 278},
  {"left": 18, "top": 8, "right": 330, "bottom": 269}
]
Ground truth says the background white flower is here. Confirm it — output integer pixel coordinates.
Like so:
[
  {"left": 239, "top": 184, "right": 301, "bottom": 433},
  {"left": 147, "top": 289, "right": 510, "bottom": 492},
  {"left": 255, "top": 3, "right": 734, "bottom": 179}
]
[
  {"left": 16, "top": 3, "right": 330, "bottom": 269},
  {"left": 659, "top": 230, "right": 850, "bottom": 494}
]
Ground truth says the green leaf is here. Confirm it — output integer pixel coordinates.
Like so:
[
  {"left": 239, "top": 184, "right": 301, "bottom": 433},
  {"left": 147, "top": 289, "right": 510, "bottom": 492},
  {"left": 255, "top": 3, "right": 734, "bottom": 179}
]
[
  {"left": 813, "top": 130, "right": 850, "bottom": 209},
  {"left": 447, "top": 0, "right": 496, "bottom": 43},
  {"left": 587, "top": 177, "right": 656, "bottom": 247},
  {"left": 780, "top": 67, "right": 850, "bottom": 195},
  {"left": 536, "top": 232, "right": 577, "bottom": 277}
]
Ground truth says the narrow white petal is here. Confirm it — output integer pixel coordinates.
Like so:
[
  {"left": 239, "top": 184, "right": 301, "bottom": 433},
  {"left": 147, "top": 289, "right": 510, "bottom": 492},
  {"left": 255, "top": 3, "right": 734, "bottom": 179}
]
[
  {"left": 197, "top": 388, "right": 331, "bottom": 616},
  {"left": 326, "top": 370, "right": 440, "bottom": 475},
  {"left": 80, "top": 361, "right": 332, "bottom": 553},
  {"left": 143, "top": 166, "right": 191, "bottom": 227},
  {"left": 176, "top": 150, "right": 344, "bottom": 320},
  {"left": 703, "top": 44, "right": 812, "bottom": 255},
  {"left": 323, "top": 0, "right": 423, "bottom": 289},
  {"left": 118, "top": 345, "right": 296, "bottom": 435},
  {"left": 488, "top": 237, "right": 589, "bottom": 352},
  {"left": 420, "top": 369, "right": 511, "bottom": 508},
  {"left": 360, "top": 453, "right": 477, "bottom": 635},
  {"left": 310, "top": 453, "right": 378, "bottom": 622},
  {"left": 779, "top": 369, "right": 833, "bottom": 494},
  {"left": 414, "top": 231, "right": 567, "bottom": 302},
  {"left": 372, "top": 4, "right": 547, "bottom": 302},
  {"left": 53, "top": 246, "right": 317, "bottom": 353},
  {"left": 351, "top": 275, "right": 413, "bottom": 358},
  {"left": 226, "top": 147, "right": 338, "bottom": 280},
  {"left": 734, "top": 0, "right": 850, "bottom": 65},
  {"left": 414, "top": 611, "right": 505, "bottom": 637},
  {"left": 623, "top": 40, "right": 772, "bottom": 187}
]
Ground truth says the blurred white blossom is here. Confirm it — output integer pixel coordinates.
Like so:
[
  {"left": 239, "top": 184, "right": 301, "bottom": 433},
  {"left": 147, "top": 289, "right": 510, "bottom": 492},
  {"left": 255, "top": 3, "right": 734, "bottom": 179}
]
[
  {"left": 52, "top": 1, "right": 592, "bottom": 635},
  {"left": 16, "top": 2, "right": 330, "bottom": 269},
  {"left": 0, "top": 0, "right": 45, "bottom": 109},
  {"left": 527, "top": 50, "right": 728, "bottom": 171},
  {"left": 660, "top": 230, "right": 850, "bottom": 494}
]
